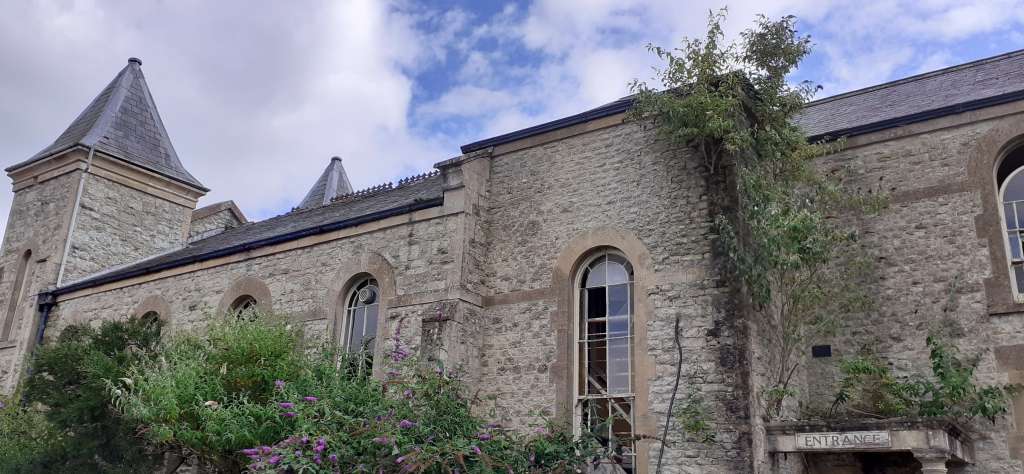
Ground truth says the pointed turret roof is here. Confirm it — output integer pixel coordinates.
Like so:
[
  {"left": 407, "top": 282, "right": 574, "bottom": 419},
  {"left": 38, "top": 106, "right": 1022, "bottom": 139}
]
[
  {"left": 7, "top": 58, "right": 206, "bottom": 191},
  {"left": 297, "top": 156, "right": 353, "bottom": 209}
]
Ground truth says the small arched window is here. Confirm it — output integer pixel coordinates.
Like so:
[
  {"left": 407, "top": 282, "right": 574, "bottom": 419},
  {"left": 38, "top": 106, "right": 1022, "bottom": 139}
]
[
  {"left": 575, "top": 250, "right": 635, "bottom": 472},
  {"left": 2, "top": 249, "right": 32, "bottom": 341},
  {"left": 998, "top": 146, "right": 1024, "bottom": 298},
  {"left": 342, "top": 277, "right": 380, "bottom": 359},
  {"left": 229, "top": 295, "right": 258, "bottom": 319},
  {"left": 138, "top": 311, "right": 163, "bottom": 338}
]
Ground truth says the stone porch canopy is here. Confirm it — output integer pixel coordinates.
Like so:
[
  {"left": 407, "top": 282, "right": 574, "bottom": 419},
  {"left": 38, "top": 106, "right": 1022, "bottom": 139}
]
[
  {"left": 767, "top": 419, "right": 973, "bottom": 473},
  {"left": 41, "top": 48, "right": 1024, "bottom": 297}
]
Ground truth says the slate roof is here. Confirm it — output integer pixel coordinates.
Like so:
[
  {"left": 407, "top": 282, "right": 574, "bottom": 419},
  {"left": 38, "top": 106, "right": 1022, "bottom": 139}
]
[
  {"left": 297, "top": 157, "right": 354, "bottom": 209},
  {"left": 7, "top": 58, "right": 206, "bottom": 190},
  {"left": 54, "top": 174, "right": 444, "bottom": 294},
  {"left": 795, "top": 49, "right": 1024, "bottom": 139},
  {"left": 463, "top": 49, "right": 1024, "bottom": 152}
]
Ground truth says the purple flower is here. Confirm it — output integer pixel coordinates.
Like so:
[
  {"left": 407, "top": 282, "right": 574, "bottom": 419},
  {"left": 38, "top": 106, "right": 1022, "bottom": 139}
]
[
  {"left": 282, "top": 412, "right": 297, "bottom": 418},
  {"left": 314, "top": 444, "right": 325, "bottom": 453},
  {"left": 314, "top": 455, "right": 322, "bottom": 464},
  {"left": 478, "top": 433, "right": 492, "bottom": 441},
  {"left": 260, "top": 446, "right": 273, "bottom": 455},
  {"left": 241, "top": 448, "right": 259, "bottom": 456},
  {"left": 403, "top": 389, "right": 414, "bottom": 399},
  {"left": 301, "top": 435, "right": 310, "bottom": 444},
  {"left": 295, "top": 450, "right": 303, "bottom": 457},
  {"left": 268, "top": 455, "right": 282, "bottom": 465},
  {"left": 399, "top": 419, "right": 416, "bottom": 429},
  {"left": 373, "top": 436, "right": 389, "bottom": 444},
  {"left": 396, "top": 456, "right": 406, "bottom": 464},
  {"left": 329, "top": 454, "right": 338, "bottom": 463},
  {"left": 534, "top": 427, "right": 547, "bottom": 435},
  {"left": 279, "top": 402, "right": 295, "bottom": 409},
  {"left": 303, "top": 396, "right": 319, "bottom": 403},
  {"left": 0, "top": 401, "right": 5, "bottom": 409},
  {"left": 471, "top": 445, "right": 482, "bottom": 455},
  {"left": 274, "top": 380, "right": 286, "bottom": 391},
  {"left": 317, "top": 437, "right": 326, "bottom": 446}
]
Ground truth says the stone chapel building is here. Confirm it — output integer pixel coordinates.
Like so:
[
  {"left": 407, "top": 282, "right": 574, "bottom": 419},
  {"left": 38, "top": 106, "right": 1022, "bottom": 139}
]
[{"left": 2, "top": 50, "right": 1024, "bottom": 473}]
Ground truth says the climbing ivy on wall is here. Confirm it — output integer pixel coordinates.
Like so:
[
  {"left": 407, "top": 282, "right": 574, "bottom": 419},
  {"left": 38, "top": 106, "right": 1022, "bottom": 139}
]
[{"left": 629, "top": 8, "right": 883, "bottom": 429}]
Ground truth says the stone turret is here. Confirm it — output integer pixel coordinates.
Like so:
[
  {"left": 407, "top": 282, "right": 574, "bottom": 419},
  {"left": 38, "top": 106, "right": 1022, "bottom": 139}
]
[
  {"left": 296, "top": 156, "right": 354, "bottom": 209},
  {"left": 0, "top": 58, "right": 205, "bottom": 391}
]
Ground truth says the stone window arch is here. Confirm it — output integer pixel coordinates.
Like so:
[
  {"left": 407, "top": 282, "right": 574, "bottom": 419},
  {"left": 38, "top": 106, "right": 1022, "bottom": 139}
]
[
  {"left": 997, "top": 143, "right": 1024, "bottom": 301},
  {"left": 340, "top": 275, "right": 381, "bottom": 367},
  {"left": 553, "top": 228, "right": 655, "bottom": 473},
  {"left": 2, "top": 248, "right": 33, "bottom": 341},
  {"left": 217, "top": 276, "right": 272, "bottom": 316},
  {"left": 327, "top": 252, "right": 396, "bottom": 379},
  {"left": 574, "top": 249, "right": 637, "bottom": 472}
]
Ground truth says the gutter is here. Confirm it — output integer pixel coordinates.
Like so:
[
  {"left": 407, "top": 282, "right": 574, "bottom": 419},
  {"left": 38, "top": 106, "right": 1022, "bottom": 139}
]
[
  {"left": 52, "top": 196, "right": 445, "bottom": 296},
  {"left": 460, "top": 88, "right": 1024, "bottom": 153},
  {"left": 805, "top": 89, "right": 1024, "bottom": 143}
]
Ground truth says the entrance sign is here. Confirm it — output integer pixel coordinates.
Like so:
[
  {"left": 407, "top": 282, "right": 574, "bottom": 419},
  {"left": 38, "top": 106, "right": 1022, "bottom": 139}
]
[{"left": 795, "top": 431, "right": 891, "bottom": 450}]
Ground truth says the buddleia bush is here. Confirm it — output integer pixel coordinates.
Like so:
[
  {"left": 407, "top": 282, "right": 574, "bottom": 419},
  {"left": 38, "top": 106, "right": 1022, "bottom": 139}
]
[{"left": 112, "top": 313, "right": 600, "bottom": 472}]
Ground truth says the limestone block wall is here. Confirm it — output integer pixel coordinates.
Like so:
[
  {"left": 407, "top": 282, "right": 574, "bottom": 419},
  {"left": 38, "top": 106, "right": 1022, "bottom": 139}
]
[
  {"left": 477, "top": 120, "right": 750, "bottom": 473},
  {"left": 62, "top": 173, "right": 192, "bottom": 283},
  {"left": 793, "top": 112, "right": 1024, "bottom": 473},
  {"left": 189, "top": 206, "right": 243, "bottom": 242},
  {"left": 50, "top": 214, "right": 459, "bottom": 361},
  {"left": 0, "top": 170, "right": 79, "bottom": 393}
]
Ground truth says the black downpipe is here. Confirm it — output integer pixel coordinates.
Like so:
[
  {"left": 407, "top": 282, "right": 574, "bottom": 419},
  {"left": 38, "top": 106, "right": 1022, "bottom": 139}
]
[{"left": 20, "top": 291, "right": 55, "bottom": 406}]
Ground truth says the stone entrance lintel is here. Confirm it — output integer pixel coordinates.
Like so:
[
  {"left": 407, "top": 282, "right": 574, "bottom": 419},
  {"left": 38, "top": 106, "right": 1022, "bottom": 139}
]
[{"left": 766, "top": 418, "right": 973, "bottom": 472}]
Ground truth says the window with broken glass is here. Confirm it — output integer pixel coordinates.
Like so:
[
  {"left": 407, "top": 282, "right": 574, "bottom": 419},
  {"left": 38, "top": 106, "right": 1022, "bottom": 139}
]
[
  {"left": 575, "top": 251, "right": 635, "bottom": 473},
  {"left": 1001, "top": 162, "right": 1024, "bottom": 299},
  {"left": 343, "top": 277, "right": 380, "bottom": 366}
]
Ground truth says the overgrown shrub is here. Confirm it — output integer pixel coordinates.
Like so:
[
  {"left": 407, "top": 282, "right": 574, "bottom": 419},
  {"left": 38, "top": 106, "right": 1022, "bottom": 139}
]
[
  {"left": 0, "top": 398, "right": 62, "bottom": 474},
  {"left": 0, "top": 317, "right": 164, "bottom": 473},
  {"left": 112, "top": 313, "right": 599, "bottom": 472},
  {"left": 831, "top": 336, "right": 1019, "bottom": 424}
]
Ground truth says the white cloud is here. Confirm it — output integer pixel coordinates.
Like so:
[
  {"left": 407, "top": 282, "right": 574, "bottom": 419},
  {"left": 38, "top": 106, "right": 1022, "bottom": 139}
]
[
  {"left": 2, "top": 0, "right": 1024, "bottom": 247},
  {"left": 0, "top": 0, "right": 453, "bottom": 229}
]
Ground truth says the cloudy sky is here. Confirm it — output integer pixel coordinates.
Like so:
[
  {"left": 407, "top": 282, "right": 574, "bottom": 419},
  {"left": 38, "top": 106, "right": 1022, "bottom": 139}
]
[{"left": 1, "top": 0, "right": 1022, "bottom": 230}]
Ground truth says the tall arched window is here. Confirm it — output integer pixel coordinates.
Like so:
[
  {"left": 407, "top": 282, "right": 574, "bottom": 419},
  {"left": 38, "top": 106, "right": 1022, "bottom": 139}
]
[
  {"left": 998, "top": 146, "right": 1024, "bottom": 298},
  {"left": 2, "top": 249, "right": 32, "bottom": 341},
  {"left": 575, "top": 250, "right": 635, "bottom": 472},
  {"left": 342, "top": 277, "right": 379, "bottom": 361}
]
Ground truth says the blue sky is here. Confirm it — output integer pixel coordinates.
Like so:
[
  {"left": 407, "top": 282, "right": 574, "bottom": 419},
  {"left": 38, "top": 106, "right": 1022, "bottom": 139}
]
[{"left": 0, "top": 0, "right": 1022, "bottom": 230}]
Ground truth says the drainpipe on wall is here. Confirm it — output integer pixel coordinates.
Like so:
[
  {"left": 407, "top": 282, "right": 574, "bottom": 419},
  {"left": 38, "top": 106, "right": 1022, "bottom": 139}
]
[
  {"left": 19, "top": 290, "right": 55, "bottom": 406},
  {"left": 55, "top": 146, "right": 95, "bottom": 287}
]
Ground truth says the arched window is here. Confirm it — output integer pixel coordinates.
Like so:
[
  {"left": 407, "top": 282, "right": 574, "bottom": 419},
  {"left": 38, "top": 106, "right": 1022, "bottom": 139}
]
[
  {"left": 342, "top": 277, "right": 380, "bottom": 359},
  {"left": 575, "top": 250, "right": 635, "bottom": 472},
  {"left": 229, "top": 294, "right": 258, "bottom": 319},
  {"left": 998, "top": 146, "right": 1024, "bottom": 298},
  {"left": 2, "top": 249, "right": 32, "bottom": 341},
  {"left": 138, "top": 311, "right": 163, "bottom": 338}
]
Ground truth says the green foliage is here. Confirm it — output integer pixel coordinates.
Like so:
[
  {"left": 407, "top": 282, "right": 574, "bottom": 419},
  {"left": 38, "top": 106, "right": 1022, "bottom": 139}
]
[
  {"left": 674, "top": 387, "right": 716, "bottom": 444},
  {"left": 112, "top": 313, "right": 599, "bottom": 472},
  {"left": 831, "top": 336, "right": 1019, "bottom": 423},
  {"left": 631, "top": 9, "right": 884, "bottom": 420},
  {"left": 0, "top": 398, "right": 63, "bottom": 474},
  {"left": 1, "top": 317, "right": 164, "bottom": 473}
]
